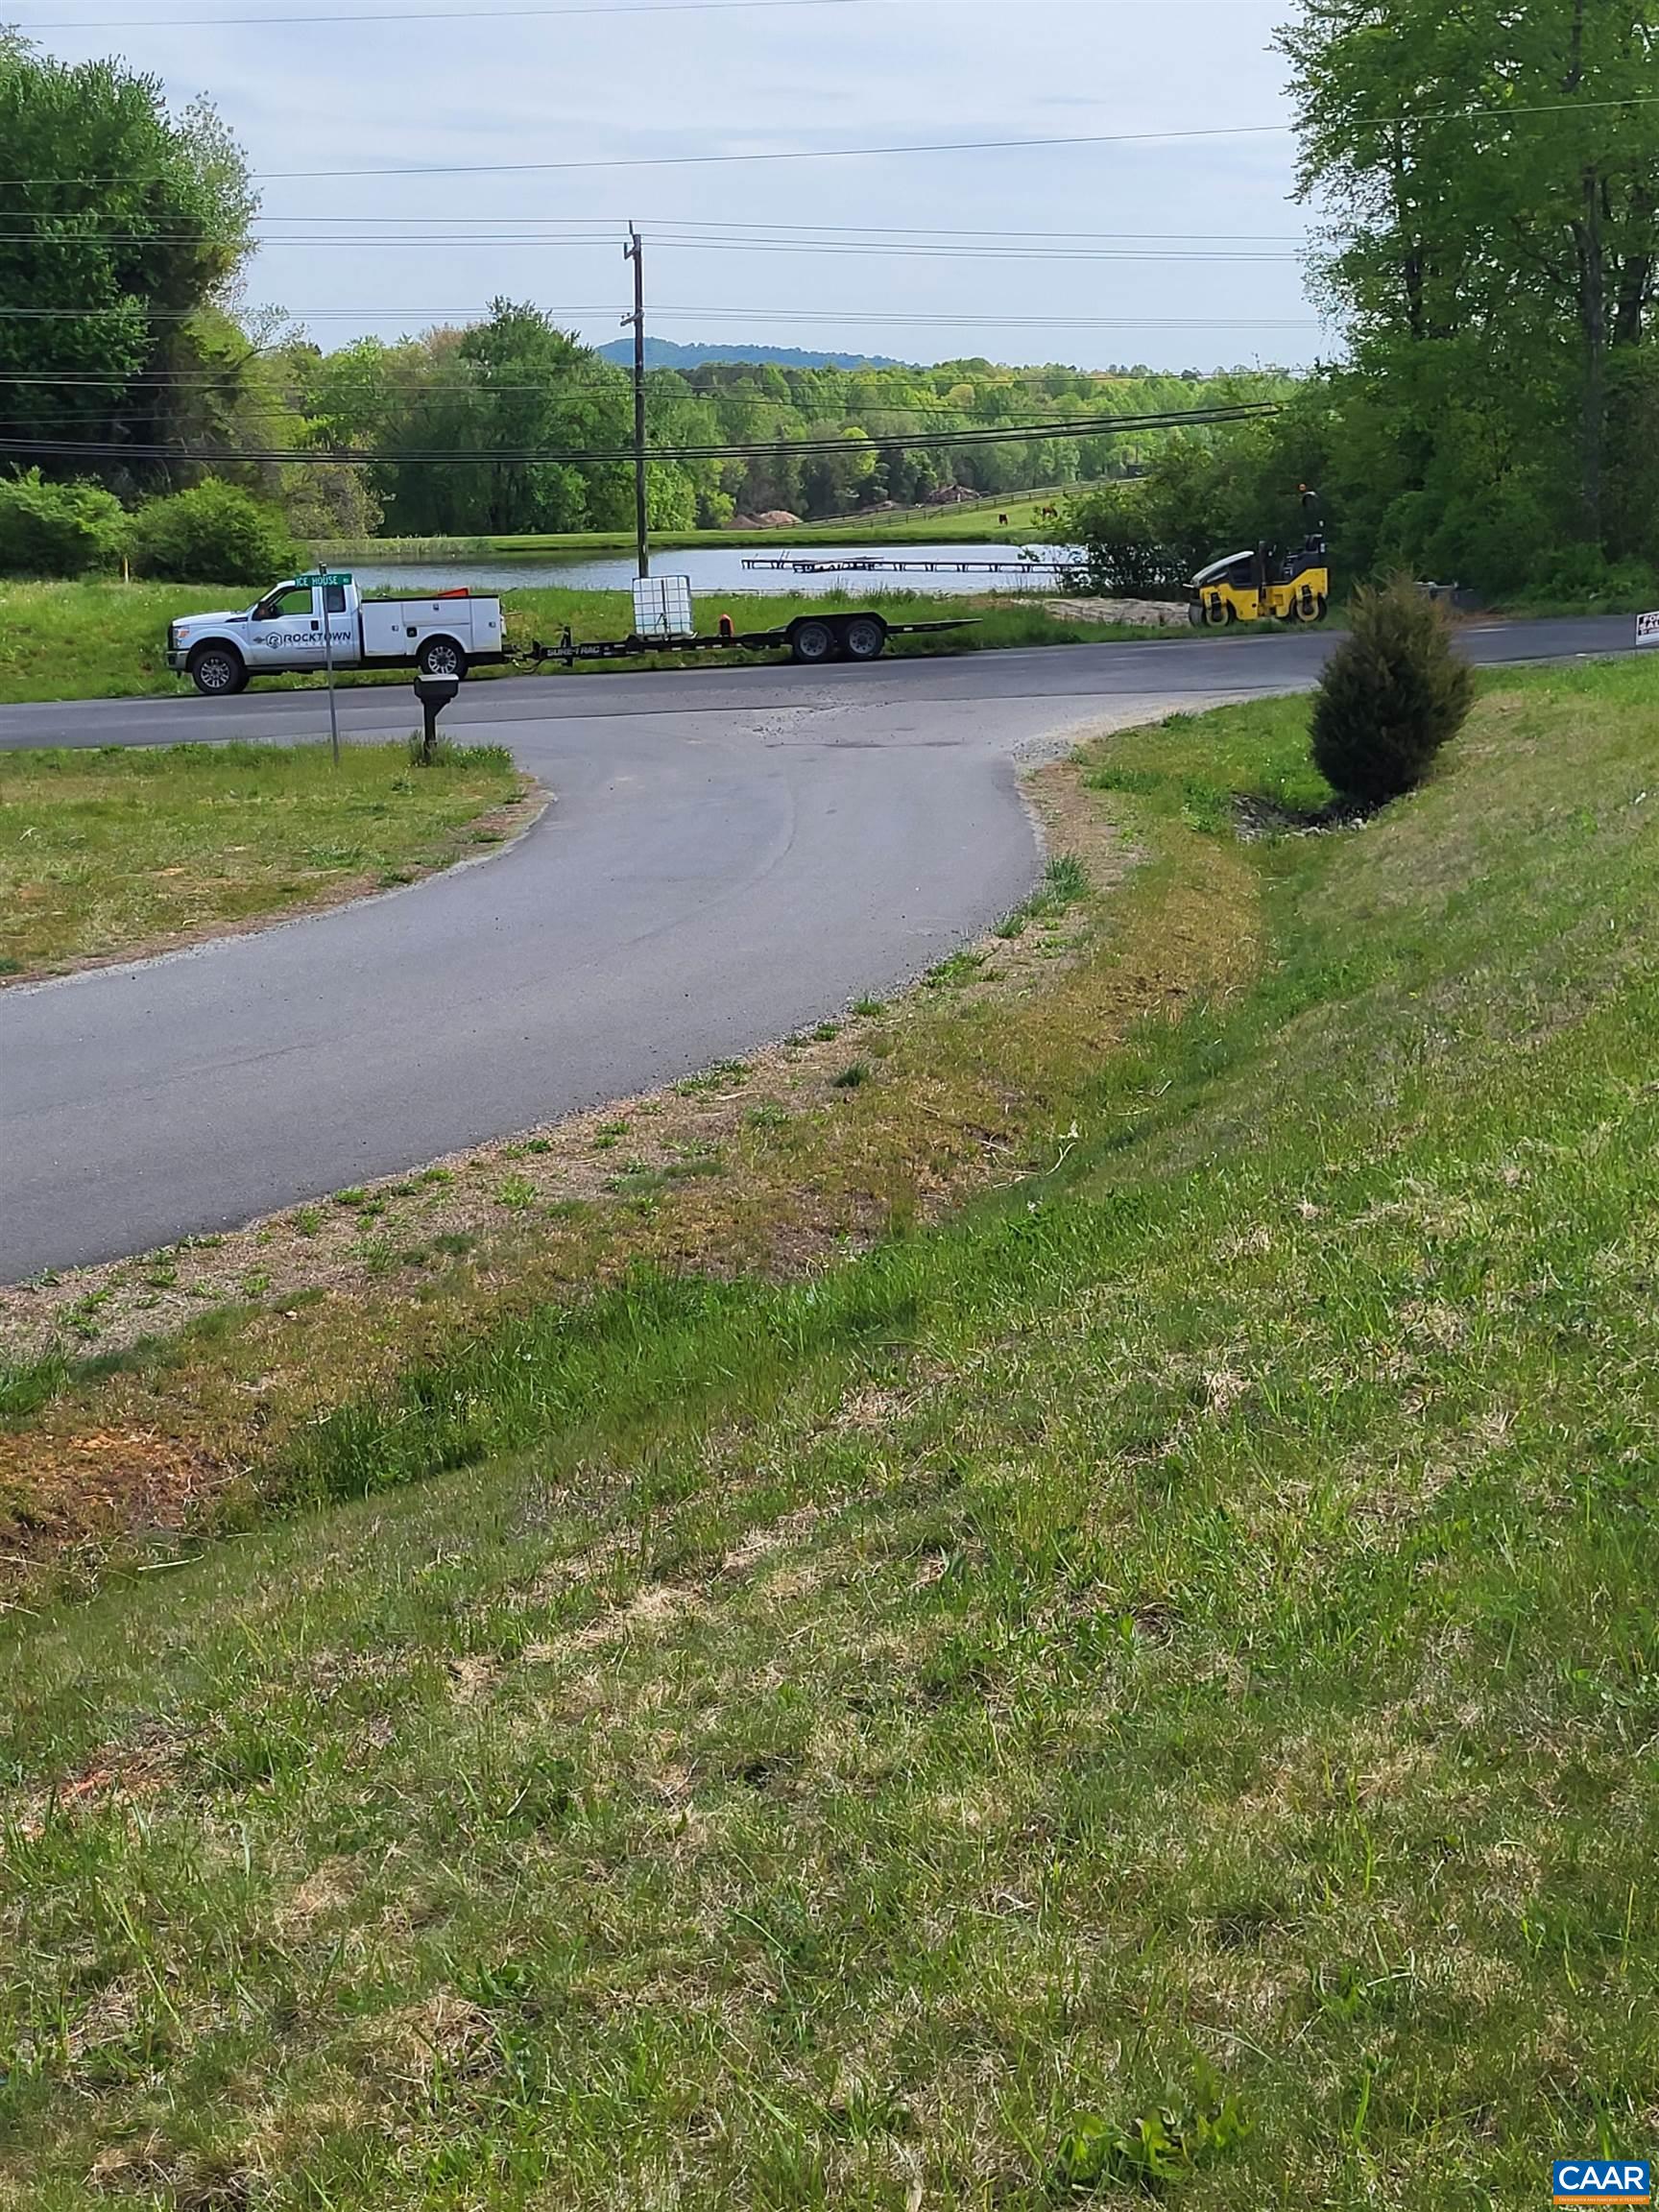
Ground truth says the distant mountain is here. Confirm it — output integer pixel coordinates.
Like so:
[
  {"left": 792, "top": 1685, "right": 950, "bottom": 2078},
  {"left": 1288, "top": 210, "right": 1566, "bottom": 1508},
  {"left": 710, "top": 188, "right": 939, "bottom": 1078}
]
[{"left": 595, "top": 338, "right": 905, "bottom": 373}]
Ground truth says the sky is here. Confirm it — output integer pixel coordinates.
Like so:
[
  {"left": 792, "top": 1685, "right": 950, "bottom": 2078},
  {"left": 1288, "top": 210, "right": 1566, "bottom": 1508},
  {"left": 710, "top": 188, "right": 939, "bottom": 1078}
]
[{"left": 8, "top": 0, "right": 1329, "bottom": 373}]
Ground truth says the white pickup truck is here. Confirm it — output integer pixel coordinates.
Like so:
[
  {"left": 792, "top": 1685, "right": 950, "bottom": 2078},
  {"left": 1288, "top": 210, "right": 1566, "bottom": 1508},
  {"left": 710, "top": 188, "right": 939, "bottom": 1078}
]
[{"left": 167, "top": 576, "right": 506, "bottom": 696}]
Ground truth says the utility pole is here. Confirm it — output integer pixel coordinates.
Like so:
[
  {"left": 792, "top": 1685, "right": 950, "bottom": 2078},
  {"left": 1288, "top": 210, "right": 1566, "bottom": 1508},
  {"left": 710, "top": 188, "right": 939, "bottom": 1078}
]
[{"left": 623, "top": 226, "right": 649, "bottom": 579}]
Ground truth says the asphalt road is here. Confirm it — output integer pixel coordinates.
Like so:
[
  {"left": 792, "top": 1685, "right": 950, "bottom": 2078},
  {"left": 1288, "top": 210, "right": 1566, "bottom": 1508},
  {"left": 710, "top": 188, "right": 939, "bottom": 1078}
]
[{"left": 0, "top": 617, "right": 1635, "bottom": 1279}]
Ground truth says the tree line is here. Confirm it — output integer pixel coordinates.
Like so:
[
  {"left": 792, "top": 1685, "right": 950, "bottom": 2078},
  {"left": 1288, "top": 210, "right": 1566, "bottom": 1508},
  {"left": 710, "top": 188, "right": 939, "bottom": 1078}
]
[
  {"left": 285, "top": 328, "right": 1286, "bottom": 538},
  {"left": 1071, "top": 0, "right": 1659, "bottom": 604}
]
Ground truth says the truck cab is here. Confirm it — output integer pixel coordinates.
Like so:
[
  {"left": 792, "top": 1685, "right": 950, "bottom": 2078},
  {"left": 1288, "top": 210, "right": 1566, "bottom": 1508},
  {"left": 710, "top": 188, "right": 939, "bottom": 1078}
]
[{"left": 243, "top": 578, "right": 361, "bottom": 674}]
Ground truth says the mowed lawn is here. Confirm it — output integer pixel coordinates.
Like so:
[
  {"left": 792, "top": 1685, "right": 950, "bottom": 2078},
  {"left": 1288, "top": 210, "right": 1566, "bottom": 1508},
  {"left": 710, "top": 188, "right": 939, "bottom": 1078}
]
[
  {"left": 4, "top": 662, "right": 1659, "bottom": 2206},
  {"left": 0, "top": 740, "right": 524, "bottom": 979},
  {"left": 0, "top": 578, "right": 1158, "bottom": 709}
]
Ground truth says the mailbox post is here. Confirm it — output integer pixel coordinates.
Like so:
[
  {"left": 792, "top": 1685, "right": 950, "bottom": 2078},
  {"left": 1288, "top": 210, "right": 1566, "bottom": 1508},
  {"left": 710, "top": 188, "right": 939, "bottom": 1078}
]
[{"left": 413, "top": 675, "right": 460, "bottom": 764}]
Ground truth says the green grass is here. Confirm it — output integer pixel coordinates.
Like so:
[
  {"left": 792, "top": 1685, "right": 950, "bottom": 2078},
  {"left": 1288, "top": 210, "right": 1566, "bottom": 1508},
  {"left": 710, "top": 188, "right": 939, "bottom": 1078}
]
[
  {"left": 0, "top": 577, "right": 1164, "bottom": 709},
  {"left": 5, "top": 661, "right": 1659, "bottom": 2204},
  {"left": 325, "top": 492, "right": 1073, "bottom": 561},
  {"left": 998, "top": 852, "right": 1092, "bottom": 939},
  {"left": 0, "top": 739, "right": 521, "bottom": 976}
]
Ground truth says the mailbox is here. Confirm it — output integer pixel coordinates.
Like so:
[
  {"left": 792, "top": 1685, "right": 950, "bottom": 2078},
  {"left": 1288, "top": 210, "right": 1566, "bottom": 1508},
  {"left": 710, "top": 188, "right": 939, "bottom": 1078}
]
[{"left": 413, "top": 675, "right": 460, "bottom": 762}]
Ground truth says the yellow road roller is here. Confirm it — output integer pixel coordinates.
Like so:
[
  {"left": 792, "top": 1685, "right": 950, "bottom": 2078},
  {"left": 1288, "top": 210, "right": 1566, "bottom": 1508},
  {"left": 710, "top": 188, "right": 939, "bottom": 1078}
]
[
  {"left": 1188, "top": 536, "right": 1331, "bottom": 628},
  {"left": 1189, "top": 487, "right": 1331, "bottom": 628}
]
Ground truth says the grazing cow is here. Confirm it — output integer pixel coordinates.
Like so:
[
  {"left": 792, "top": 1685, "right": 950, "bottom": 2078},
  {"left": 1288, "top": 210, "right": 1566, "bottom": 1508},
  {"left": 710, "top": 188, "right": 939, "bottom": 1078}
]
[{"left": 998, "top": 513, "right": 1009, "bottom": 526}]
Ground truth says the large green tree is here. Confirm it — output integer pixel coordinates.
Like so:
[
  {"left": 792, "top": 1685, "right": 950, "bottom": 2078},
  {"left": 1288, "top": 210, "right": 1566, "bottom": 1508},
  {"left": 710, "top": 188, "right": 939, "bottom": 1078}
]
[
  {"left": 0, "top": 34, "right": 254, "bottom": 482},
  {"left": 1278, "top": 0, "right": 1659, "bottom": 588}
]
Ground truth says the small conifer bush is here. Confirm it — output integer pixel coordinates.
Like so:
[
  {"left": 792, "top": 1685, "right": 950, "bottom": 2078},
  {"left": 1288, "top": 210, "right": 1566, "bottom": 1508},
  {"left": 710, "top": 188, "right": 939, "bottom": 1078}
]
[{"left": 1310, "top": 579, "right": 1475, "bottom": 805}]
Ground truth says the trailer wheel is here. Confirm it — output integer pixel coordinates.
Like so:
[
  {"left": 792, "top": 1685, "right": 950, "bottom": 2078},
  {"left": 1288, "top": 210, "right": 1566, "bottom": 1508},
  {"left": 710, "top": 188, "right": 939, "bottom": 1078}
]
[
  {"left": 788, "top": 617, "right": 836, "bottom": 665},
  {"left": 839, "top": 615, "right": 888, "bottom": 662},
  {"left": 188, "top": 643, "right": 247, "bottom": 696},
  {"left": 417, "top": 637, "right": 469, "bottom": 680}
]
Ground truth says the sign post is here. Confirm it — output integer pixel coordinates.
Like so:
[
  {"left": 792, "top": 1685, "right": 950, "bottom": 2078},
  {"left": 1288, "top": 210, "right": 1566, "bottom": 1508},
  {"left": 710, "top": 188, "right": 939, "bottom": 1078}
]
[
  {"left": 300, "top": 567, "right": 351, "bottom": 765},
  {"left": 1637, "top": 610, "right": 1659, "bottom": 653}
]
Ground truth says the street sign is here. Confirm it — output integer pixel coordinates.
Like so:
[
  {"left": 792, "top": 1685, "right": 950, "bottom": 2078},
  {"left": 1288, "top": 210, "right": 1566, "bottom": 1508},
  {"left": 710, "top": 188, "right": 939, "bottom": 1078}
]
[
  {"left": 302, "top": 565, "right": 350, "bottom": 764},
  {"left": 1638, "top": 610, "right": 1659, "bottom": 649}
]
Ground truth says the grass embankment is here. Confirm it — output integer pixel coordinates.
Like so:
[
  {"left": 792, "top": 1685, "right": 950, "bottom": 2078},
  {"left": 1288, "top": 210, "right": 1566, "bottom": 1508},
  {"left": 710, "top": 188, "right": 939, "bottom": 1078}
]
[
  {"left": 326, "top": 492, "right": 1071, "bottom": 562},
  {"left": 0, "top": 741, "right": 525, "bottom": 981},
  {"left": 0, "top": 577, "right": 1148, "bottom": 707},
  {"left": 6, "top": 661, "right": 1658, "bottom": 2206}
]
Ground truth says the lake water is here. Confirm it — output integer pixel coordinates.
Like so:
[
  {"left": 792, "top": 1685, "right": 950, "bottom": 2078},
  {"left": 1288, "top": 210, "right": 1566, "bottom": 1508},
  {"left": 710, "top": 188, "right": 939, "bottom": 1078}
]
[{"left": 347, "top": 542, "right": 1078, "bottom": 599}]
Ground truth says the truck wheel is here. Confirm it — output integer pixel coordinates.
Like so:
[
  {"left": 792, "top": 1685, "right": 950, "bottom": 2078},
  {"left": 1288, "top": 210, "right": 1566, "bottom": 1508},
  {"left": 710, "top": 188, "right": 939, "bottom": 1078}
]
[
  {"left": 188, "top": 643, "right": 247, "bottom": 696},
  {"left": 839, "top": 615, "right": 887, "bottom": 662},
  {"left": 788, "top": 618, "right": 836, "bottom": 665},
  {"left": 417, "top": 637, "right": 468, "bottom": 679}
]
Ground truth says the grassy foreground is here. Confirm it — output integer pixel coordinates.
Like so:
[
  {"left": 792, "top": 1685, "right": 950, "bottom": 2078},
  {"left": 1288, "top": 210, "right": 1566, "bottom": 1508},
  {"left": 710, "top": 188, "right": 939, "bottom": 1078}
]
[
  {"left": 5, "top": 661, "right": 1659, "bottom": 2205},
  {"left": 0, "top": 579, "right": 1147, "bottom": 709},
  {"left": 0, "top": 741, "right": 524, "bottom": 980}
]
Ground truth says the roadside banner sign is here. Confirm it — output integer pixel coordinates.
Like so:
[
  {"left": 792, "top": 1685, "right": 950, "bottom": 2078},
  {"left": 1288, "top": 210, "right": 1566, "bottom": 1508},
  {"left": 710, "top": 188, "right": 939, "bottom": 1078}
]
[{"left": 1637, "top": 610, "right": 1659, "bottom": 648}]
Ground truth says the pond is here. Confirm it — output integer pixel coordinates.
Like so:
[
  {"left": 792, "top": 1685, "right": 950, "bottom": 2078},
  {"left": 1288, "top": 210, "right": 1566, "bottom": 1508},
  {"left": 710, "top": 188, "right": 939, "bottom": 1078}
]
[{"left": 347, "top": 542, "right": 1079, "bottom": 599}]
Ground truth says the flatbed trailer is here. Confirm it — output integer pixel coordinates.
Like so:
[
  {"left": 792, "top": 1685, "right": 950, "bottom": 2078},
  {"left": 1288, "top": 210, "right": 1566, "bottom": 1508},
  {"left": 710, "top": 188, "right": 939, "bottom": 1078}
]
[{"left": 525, "top": 601, "right": 974, "bottom": 669}]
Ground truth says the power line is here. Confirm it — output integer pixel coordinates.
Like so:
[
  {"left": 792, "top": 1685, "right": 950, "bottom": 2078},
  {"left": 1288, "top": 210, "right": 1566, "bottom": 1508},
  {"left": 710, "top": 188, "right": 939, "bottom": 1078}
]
[
  {"left": 0, "top": 357, "right": 1275, "bottom": 389},
  {"left": 0, "top": 124, "right": 1291, "bottom": 188},
  {"left": 0, "top": 303, "right": 1321, "bottom": 327},
  {"left": 0, "top": 228, "right": 1305, "bottom": 261},
  {"left": 0, "top": 394, "right": 1225, "bottom": 427},
  {"left": 5, "top": 92, "right": 1659, "bottom": 188},
  {"left": 646, "top": 236, "right": 1304, "bottom": 264},
  {"left": 243, "top": 215, "right": 1307, "bottom": 240},
  {"left": 0, "top": 303, "right": 619, "bottom": 319},
  {"left": 661, "top": 308, "right": 1321, "bottom": 329},
  {"left": 7, "top": 0, "right": 859, "bottom": 27},
  {"left": 0, "top": 398, "right": 1283, "bottom": 467}
]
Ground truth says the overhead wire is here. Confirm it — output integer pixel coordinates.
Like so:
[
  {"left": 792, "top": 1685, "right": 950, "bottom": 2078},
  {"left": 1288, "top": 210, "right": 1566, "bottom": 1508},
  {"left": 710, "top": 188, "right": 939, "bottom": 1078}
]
[
  {"left": 1, "top": 92, "right": 1657, "bottom": 187},
  {"left": 0, "top": 397, "right": 1284, "bottom": 466},
  {"left": 6, "top": 0, "right": 862, "bottom": 27},
  {"left": 239, "top": 216, "right": 1309, "bottom": 241},
  {"left": 0, "top": 304, "right": 1321, "bottom": 326},
  {"left": 0, "top": 228, "right": 1306, "bottom": 261}
]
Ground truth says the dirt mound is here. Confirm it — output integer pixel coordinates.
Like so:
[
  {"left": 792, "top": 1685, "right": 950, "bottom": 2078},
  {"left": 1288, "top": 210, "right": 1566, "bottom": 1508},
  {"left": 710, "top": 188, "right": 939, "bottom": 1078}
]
[{"left": 1042, "top": 595, "right": 1191, "bottom": 630}]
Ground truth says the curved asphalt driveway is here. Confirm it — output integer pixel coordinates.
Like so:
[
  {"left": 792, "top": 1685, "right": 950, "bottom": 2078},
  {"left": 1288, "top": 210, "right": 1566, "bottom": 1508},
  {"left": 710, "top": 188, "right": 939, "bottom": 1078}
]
[{"left": 0, "top": 616, "right": 1632, "bottom": 1279}]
